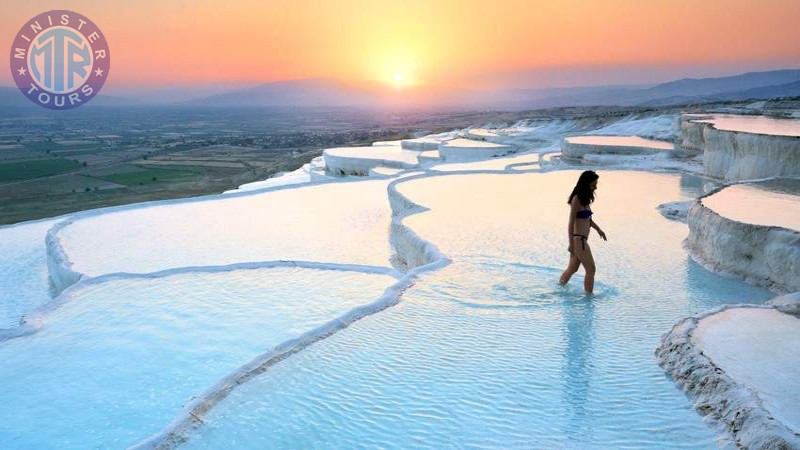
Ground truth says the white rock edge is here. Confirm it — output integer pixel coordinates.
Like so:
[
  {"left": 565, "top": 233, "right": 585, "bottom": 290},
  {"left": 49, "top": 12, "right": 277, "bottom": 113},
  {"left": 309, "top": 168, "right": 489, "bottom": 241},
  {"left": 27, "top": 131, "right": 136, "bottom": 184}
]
[
  {"left": 4, "top": 121, "right": 772, "bottom": 448},
  {"left": 0, "top": 260, "right": 402, "bottom": 343},
  {"left": 45, "top": 176, "right": 390, "bottom": 294},
  {"left": 129, "top": 170, "right": 453, "bottom": 449},
  {"left": 657, "top": 200, "right": 693, "bottom": 223},
  {"left": 655, "top": 301, "right": 800, "bottom": 448},
  {"left": 681, "top": 114, "right": 800, "bottom": 181},
  {"left": 561, "top": 136, "right": 675, "bottom": 162},
  {"left": 686, "top": 181, "right": 800, "bottom": 293}
]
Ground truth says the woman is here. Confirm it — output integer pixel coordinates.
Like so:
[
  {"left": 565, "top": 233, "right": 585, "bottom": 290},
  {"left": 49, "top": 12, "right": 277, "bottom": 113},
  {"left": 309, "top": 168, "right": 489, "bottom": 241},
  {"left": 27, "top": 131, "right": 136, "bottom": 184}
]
[{"left": 559, "top": 170, "right": 607, "bottom": 294}]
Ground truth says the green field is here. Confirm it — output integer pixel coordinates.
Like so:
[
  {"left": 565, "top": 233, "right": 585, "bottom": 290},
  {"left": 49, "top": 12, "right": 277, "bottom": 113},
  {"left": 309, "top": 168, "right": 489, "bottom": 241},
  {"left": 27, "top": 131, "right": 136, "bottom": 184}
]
[
  {"left": 0, "top": 158, "right": 81, "bottom": 182},
  {"left": 96, "top": 166, "right": 199, "bottom": 186},
  {"left": 21, "top": 141, "right": 103, "bottom": 156}
]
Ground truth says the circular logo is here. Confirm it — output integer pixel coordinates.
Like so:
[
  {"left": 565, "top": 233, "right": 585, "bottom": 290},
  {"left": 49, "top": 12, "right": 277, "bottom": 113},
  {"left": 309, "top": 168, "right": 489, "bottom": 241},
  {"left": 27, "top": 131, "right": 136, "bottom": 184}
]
[{"left": 10, "top": 10, "right": 110, "bottom": 110}]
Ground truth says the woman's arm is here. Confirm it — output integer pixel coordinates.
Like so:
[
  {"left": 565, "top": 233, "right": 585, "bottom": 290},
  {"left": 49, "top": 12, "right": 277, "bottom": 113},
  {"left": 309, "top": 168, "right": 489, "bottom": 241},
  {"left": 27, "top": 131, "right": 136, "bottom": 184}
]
[{"left": 590, "top": 218, "right": 607, "bottom": 241}]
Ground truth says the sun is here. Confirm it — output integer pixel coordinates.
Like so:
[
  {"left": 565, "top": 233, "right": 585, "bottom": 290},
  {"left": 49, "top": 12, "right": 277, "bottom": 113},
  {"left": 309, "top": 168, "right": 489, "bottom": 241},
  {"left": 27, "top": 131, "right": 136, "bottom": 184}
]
[
  {"left": 373, "top": 53, "right": 418, "bottom": 89},
  {"left": 391, "top": 71, "right": 407, "bottom": 89}
]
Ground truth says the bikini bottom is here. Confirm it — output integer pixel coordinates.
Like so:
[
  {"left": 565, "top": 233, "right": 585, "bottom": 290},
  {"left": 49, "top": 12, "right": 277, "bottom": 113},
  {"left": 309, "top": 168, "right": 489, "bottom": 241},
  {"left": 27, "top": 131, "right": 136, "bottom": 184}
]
[{"left": 573, "top": 233, "right": 588, "bottom": 251}]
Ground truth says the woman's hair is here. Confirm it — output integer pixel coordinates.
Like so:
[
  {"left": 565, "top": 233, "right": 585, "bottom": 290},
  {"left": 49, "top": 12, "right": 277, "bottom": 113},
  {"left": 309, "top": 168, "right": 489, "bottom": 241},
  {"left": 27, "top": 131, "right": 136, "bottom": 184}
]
[{"left": 567, "top": 170, "right": 599, "bottom": 206}]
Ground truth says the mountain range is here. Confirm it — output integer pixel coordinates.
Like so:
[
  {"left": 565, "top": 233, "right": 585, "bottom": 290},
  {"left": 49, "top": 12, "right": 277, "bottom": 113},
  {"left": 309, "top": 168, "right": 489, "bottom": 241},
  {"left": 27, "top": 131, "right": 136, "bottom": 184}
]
[{"left": 2, "top": 68, "right": 799, "bottom": 111}]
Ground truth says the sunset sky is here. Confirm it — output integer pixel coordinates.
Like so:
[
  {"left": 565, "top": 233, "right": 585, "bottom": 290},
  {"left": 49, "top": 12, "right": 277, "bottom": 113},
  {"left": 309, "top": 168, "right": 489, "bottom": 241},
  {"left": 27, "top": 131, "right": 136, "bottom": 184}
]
[{"left": 3, "top": 0, "right": 800, "bottom": 91}]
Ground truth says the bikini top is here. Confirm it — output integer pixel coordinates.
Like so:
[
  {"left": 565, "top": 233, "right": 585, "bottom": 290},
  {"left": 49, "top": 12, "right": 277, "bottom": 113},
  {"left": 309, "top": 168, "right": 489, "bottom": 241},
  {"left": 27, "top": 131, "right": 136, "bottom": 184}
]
[{"left": 576, "top": 209, "right": 593, "bottom": 219}]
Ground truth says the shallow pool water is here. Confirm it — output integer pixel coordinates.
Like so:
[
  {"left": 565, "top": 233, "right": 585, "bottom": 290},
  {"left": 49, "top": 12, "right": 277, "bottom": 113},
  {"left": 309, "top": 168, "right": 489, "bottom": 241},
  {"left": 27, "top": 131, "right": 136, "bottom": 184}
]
[
  {"left": 702, "top": 178, "right": 800, "bottom": 230},
  {"left": 565, "top": 135, "right": 674, "bottom": 150},
  {"left": 430, "top": 152, "right": 540, "bottom": 172},
  {"left": 0, "top": 267, "right": 395, "bottom": 448},
  {"left": 695, "top": 308, "right": 800, "bottom": 431},
  {"left": 56, "top": 179, "right": 393, "bottom": 277},
  {"left": 184, "top": 171, "right": 772, "bottom": 448},
  {"left": 0, "top": 219, "right": 58, "bottom": 329},
  {"left": 694, "top": 114, "right": 800, "bottom": 137},
  {"left": 467, "top": 128, "right": 499, "bottom": 138},
  {"left": 442, "top": 137, "right": 505, "bottom": 148},
  {"left": 325, "top": 146, "right": 420, "bottom": 165}
]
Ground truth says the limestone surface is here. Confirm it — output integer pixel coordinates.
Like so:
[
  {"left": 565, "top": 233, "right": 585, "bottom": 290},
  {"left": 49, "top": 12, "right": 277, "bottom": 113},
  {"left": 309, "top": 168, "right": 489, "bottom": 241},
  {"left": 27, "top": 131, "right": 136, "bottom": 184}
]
[{"left": 657, "top": 304, "right": 800, "bottom": 448}]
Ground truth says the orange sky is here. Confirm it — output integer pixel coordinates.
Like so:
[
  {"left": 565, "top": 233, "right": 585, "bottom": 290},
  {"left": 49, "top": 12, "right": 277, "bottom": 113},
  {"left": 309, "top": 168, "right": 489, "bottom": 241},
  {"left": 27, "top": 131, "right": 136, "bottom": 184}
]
[{"left": 3, "top": 0, "right": 800, "bottom": 89}]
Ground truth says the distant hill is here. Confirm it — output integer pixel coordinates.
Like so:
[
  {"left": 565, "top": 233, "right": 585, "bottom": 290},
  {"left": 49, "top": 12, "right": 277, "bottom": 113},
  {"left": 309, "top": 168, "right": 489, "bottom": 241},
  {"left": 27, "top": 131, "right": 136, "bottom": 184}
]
[
  {"left": 508, "top": 69, "right": 800, "bottom": 108},
  {"left": 187, "top": 69, "right": 800, "bottom": 110},
  {"left": 185, "top": 78, "right": 486, "bottom": 110},
  {"left": 3, "top": 68, "right": 800, "bottom": 110},
  {"left": 641, "top": 69, "right": 800, "bottom": 97},
  {"left": 703, "top": 79, "right": 800, "bottom": 102},
  {"left": 188, "top": 79, "right": 379, "bottom": 108}
]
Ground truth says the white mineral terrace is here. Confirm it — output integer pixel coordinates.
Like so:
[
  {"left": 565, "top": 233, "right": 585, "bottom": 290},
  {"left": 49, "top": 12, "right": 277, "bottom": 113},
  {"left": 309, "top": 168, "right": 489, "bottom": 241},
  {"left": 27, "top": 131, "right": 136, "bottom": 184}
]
[
  {"left": 694, "top": 308, "right": 800, "bottom": 434},
  {"left": 657, "top": 303, "right": 800, "bottom": 448},
  {"left": 701, "top": 179, "right": 800, "bottom": 230},
  {"left": 437, "top": 138, "right": 514, "bottom": 161},
  {"left": 48, "top": 179, "right": 395, "bottom": 287},
  {"left": 688, "top": 180, "right": 800, "bottom": 292},
  {"left": 465, "top": 128, "right": 499, "bottom": 140},
  {"left": 400, "top": 137, "right": 441, "bottom": 150},
  {"left": 418, "top": 150, "right": 441, "bottom": 162},
  {"left": 368, "top": 166, "right": 404, "bottom": 177},
  {"left": 224, "top": 158, "right": 328, "bottom": 194},
  {"left": 323, "top": 146, "right": 419, "bottom": 175},
  {"left": 371, "top": 140, "right": 403, "bottom": 147},
  {"left": 681, "top": 113, "right": 800, "bottom": 181},
  {"left": 693, "top": 114, "right": 800, "bottom": 137},
  {"left": 4, "top": 112, "right": 800, "bottom": 448},
  {"left": 430, "top": 151, "right": 539, "bottom": 172},
  {"left": 565, "top": 135, "right": 675, "bottom": 150},
  {"left": 562, "top": 135, "right": 675, "bottom": 162}
]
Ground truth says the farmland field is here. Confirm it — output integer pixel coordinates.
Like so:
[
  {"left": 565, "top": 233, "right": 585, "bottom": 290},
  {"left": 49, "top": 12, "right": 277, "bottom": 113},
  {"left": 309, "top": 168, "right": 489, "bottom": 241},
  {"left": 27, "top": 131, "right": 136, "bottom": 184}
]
[
  {"left": 95, "top": 166, "right": 199, "bottom": 186},
  {"left": 0, "top": 159, "right": 81, "bottom": 182}
]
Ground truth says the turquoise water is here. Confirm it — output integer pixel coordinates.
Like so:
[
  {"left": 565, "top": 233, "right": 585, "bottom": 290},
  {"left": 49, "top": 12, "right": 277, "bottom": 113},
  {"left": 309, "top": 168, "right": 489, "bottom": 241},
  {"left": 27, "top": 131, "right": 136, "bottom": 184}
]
[
  {"left": 0, "top": 267, "right": 395, "bottom": 448},
  {"left": 184, "top": 171, "right": 772, "bottom": 448},
  {"left": 702, "top": 178, "right": 800, "bottom": 231},
  {"left": 56, "top": 179, "right": 393, "bottom": 277},
  {"left": 0, "top": 169, "right": 775, "bottom": 448}
]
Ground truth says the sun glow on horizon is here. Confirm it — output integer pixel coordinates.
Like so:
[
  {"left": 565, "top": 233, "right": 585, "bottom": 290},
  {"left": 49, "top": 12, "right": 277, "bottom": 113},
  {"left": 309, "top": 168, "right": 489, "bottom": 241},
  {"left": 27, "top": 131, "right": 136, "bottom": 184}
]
[
  {"left": 2, "top": 0, "right": 799, "bottom": 89},
  {"left": 391, "top": 71, "right": 411, "bottom": 89},
  {"left": 373, "top": 50, "right": 421, "bottom": 89}
]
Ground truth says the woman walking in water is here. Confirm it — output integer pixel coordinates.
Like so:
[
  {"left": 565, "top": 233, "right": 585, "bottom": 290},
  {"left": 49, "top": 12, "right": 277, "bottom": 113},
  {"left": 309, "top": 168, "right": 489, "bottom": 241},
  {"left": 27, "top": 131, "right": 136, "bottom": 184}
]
[{"left": 559, "top": 170, "right": 607, "bottom": 294}]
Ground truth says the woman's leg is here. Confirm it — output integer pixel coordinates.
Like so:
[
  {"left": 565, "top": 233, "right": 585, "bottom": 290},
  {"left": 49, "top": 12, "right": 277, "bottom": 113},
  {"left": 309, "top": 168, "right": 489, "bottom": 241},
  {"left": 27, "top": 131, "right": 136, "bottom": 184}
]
[
  {"left": 559, "top": 253, "right": 581, "bottom": 285},
  {"left": 573, "top": 239, "right": 596, "bottom": 294}
]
